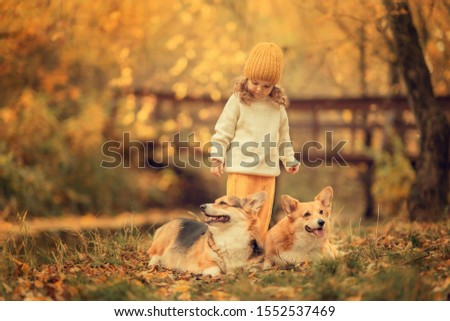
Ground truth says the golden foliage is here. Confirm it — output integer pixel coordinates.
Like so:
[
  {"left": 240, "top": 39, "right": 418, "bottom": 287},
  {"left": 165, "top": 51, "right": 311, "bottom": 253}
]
[
  {"left": 1, "top": 0, "right": 449, "bottom": 100},
  {"left": 371, "top": 132, "right": 416, "bottom": 217},
  {"left": 0, "top": 0, "right": 448, "bottom": 218}
]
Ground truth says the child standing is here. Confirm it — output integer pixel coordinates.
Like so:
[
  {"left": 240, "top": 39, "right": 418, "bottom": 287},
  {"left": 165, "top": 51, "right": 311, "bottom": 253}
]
[{"left": 210, "top": 42, "right": 300, "bottom": 241}]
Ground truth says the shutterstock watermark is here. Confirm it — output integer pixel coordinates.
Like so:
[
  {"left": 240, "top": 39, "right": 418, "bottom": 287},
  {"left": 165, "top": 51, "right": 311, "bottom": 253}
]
[{"left": 100, "top": 132, "right": 348, "bottom": 169}]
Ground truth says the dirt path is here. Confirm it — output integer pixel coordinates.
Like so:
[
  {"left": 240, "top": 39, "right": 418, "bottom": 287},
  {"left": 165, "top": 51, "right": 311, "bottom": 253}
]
[{"left": 0, "top": 209, "right": 200, "bottom": 239}]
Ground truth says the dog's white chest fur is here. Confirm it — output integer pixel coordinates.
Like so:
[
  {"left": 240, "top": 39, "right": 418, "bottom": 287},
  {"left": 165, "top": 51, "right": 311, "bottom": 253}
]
[{"left": 212, "top": 225, "right": 252, "bottom": 272}]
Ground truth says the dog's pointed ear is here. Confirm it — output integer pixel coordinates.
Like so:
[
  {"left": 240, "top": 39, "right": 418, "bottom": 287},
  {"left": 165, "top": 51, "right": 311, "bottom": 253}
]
[
  {"left": 243, "top": 191, "right": 266, "bottom": 215},
  {"left": 228, "top": 195, "right": 243, "bottom": 208},
  {"left": 315, "top": 186, "right": 333, "bottom": 209},
  {"left": 281, "top": 195, "right": 298, "bottom": 218}
]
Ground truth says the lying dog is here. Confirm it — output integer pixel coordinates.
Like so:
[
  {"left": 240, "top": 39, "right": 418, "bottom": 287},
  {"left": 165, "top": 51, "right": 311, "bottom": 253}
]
[
  {"left": 264, "top": 186, "right": 336, "bottom": 267},
  {"left": 148, "top": 192, "right": 266, "bottom": 276}
]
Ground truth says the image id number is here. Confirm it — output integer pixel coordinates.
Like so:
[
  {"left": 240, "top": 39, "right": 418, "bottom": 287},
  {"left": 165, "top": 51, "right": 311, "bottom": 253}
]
[{"left": 256, "top": 305, "right": 335, "bottom": 317}]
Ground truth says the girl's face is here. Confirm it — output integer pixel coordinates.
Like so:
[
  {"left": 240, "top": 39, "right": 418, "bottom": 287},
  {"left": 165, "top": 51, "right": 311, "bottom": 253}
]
[{"left": 247, "top": 79, "right": 274, "bottom": 100}]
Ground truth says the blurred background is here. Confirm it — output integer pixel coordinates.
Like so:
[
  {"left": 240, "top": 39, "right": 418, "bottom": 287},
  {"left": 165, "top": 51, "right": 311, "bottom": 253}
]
[{"left": 1, "top": 0, "right": 449, "bottom": 227}]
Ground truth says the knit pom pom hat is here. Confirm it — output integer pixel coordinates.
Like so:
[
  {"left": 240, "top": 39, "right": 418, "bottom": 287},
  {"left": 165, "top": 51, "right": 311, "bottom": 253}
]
[{"left": 243, "top": 42, "right": 284, "bottom": 84}]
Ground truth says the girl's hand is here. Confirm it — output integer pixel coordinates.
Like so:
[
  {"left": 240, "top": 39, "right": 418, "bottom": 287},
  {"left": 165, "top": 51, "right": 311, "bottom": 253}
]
[
  {"left": 210, "top": 160, "right": 224, "bottom": 178},
  {"left": 287, "top": 164, "right": 300, "bottom": 175}
]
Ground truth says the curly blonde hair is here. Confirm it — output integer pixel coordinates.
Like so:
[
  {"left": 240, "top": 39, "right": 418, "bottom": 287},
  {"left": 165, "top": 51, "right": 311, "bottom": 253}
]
[{"left": 232, "top": 76, "right": 289, "bottom": 108}]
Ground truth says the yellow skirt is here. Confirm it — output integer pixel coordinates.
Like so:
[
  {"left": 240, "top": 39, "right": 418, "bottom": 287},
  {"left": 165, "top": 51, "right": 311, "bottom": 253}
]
[{"left": 226, "top": 173, "right": 276, "bottom": 241}]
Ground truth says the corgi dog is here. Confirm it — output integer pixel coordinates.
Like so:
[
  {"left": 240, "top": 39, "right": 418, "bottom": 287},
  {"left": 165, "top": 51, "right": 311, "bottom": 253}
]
[
  {"left": 264, "top": 186, "right": 336, "bottom": 268},
  {"left": 148, "top": 192, "right": 266, "bottom": 276}
]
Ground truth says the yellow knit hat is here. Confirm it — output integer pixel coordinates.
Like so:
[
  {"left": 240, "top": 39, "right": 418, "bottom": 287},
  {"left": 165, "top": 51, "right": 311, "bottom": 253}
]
[{"left": 243, "top": 42, "right": 284, "bottom": 84}]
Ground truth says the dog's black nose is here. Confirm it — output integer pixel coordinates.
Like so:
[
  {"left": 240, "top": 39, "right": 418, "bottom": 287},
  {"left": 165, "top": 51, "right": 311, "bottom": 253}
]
[
  {"left": 318, "top": 219, "right": 325, "bottom": 227},
  {"left": 200, "top": 204, "right": 207, "bottom": 211}
]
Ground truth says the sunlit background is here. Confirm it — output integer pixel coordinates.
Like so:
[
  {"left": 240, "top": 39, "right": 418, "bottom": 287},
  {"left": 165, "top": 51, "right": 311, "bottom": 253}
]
[{"left": 1, "top": 0, "right": 449, "bottom": 227}]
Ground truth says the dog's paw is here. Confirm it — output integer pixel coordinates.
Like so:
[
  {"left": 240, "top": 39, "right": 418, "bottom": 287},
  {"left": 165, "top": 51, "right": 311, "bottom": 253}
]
[
  {"left": 247, "top": 265, "right": 261, "bottom": 273},
  {"left": 262, "top": 260, "right": 274, "bottom": 270},
  {"left": 202, "top": 266, "right": 221, "bottom": 277},
  {"left": 148, "top": 255, "right": 161, "bottom": 267}
]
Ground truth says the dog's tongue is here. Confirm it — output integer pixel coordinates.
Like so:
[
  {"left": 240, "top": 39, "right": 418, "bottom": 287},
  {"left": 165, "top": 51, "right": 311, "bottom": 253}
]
[
  {"left": 206, "top": 215, "right": 229, "bottom": 223},
  {"left": 314, "top": 229, "right": 325, "bottom": 237}
]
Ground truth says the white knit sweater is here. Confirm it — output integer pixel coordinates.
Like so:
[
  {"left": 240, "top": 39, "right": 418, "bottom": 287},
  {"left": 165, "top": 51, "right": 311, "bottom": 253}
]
[{"left": 210, "top": 94, "right": 299, "bottom": 177}]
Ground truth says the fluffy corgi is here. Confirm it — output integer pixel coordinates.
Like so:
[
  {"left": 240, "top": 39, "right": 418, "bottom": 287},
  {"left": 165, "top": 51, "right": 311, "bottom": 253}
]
[
  {"left": 148, "top": 192, "right": 266, "bottom": 276},
  {"left": 264, "top": 186, "right": 336, "bottom": 268}
]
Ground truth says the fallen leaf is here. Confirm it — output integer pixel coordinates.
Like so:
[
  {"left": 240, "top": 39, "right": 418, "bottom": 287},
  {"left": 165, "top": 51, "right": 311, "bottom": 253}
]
[
  {"left": 34, "top": 279, "right": 44, "bottom": 288},
  {"left": 13, "top": 258, "right": 30, "bottom": 275}
]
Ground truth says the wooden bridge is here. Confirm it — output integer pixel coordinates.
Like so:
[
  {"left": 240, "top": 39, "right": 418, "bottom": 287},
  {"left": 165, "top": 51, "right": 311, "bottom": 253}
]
[{"left": 110, "top": 89, "right": 450, "bottom": 217}]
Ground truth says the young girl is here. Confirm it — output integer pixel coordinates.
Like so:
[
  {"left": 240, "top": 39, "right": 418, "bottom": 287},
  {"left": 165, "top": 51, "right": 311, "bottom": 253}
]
[{"left": 210, "top": 42, "right": 300, "bottom": 241}]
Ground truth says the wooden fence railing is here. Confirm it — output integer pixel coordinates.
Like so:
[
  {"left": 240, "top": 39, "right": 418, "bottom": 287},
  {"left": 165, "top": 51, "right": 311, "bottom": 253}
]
[{"left": 111, "top": 89, "right": 450, "bottom": 217}]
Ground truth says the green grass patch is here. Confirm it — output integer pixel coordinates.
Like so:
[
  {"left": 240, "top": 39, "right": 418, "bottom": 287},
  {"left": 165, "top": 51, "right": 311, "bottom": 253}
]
[{"left": 1, "top": 219, "right": 448, "bottom": 300}]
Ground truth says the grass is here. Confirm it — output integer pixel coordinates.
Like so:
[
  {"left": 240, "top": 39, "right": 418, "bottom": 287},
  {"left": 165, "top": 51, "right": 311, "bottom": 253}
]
[{"left": 0, "top": 216, "right": 449, "bottom": 301}]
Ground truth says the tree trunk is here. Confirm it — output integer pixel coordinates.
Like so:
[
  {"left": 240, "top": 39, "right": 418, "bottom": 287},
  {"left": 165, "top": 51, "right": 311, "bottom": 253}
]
[{"left": 383, "top": 0, "right": 449, "bottom": 220}]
